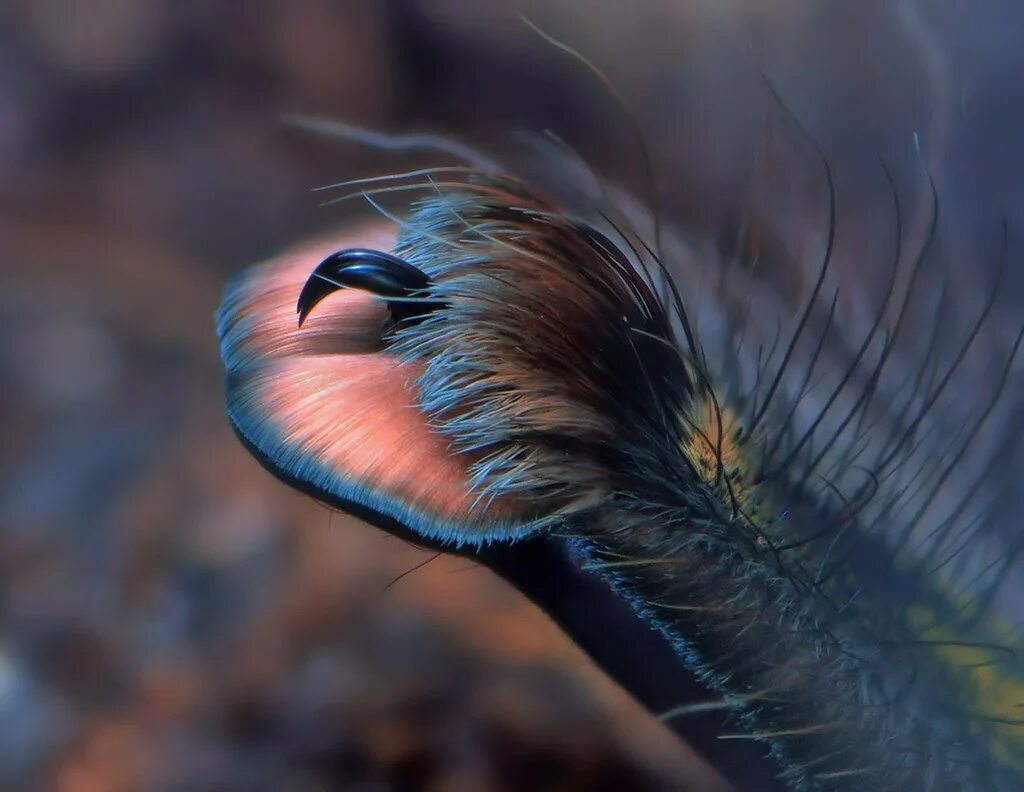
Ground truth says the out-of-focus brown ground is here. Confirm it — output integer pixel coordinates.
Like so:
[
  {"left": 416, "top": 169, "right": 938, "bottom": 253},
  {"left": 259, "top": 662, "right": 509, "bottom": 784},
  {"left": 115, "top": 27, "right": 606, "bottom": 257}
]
[{"left": 2, "top": 1, "right": 1021, "bottom": 789}]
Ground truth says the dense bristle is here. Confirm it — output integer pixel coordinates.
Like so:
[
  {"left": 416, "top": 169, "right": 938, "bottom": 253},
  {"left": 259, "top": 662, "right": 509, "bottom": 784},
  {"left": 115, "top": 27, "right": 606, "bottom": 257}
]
[
  {"left": 220, "top": 156, "right": 1023, "bottom": 788},
  {"left": 362, "top": 169, "right": 1024, "bottom": 788}
]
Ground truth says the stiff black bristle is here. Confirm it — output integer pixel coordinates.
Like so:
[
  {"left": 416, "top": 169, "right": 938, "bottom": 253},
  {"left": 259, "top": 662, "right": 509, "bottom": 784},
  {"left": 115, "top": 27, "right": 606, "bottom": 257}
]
[{"left": 220, "top": 140, "right": 1024, "bottom": 789}]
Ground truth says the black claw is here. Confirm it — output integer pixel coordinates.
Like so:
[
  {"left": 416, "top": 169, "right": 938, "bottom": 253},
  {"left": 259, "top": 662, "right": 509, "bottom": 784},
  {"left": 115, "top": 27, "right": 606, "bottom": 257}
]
[{"left": 296, "top": 248, "right": 443, "bottom": 326}]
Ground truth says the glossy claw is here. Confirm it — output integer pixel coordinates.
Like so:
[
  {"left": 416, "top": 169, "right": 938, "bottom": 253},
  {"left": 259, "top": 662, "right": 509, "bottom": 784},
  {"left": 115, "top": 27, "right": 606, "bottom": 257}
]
[{"left": 296, "top": 248, "right": 442, "bottom": 326}]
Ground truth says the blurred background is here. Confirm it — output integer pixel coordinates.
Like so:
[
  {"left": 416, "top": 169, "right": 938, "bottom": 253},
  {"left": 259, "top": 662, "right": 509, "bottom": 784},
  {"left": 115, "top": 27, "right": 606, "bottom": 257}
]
[{"left": 2, "top": 1, "right": 1022, "bottom": 789}]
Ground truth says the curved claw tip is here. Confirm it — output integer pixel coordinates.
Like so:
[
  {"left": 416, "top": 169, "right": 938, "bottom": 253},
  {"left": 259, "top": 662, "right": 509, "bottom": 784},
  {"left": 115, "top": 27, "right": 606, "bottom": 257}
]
[{"left": 296, "top": 248, "right": 442, "bottom": 327}]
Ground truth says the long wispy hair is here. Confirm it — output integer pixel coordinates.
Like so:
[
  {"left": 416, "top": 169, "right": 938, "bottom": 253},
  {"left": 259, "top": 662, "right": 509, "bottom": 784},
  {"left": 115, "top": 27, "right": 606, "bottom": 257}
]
[{"left": 217, "top": 29, "right": 1024, "bottom": 783}]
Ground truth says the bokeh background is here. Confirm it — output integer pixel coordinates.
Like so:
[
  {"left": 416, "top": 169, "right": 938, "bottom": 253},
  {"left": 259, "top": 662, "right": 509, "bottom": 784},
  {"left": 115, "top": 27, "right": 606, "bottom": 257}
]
[{"left": 2, "top": 2, "right": 1022, "bottom": 790}]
